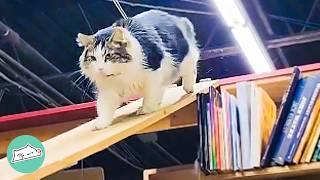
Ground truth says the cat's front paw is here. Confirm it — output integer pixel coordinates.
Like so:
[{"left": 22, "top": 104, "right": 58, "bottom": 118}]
[
  {"left": 183, "top": 85, "right": 194, "bottom": 94},
  {"left": 136, "top": 105, "right": 160, "bottom": 115},
  {"left": 91, "top": 118, "right": 111, "bottom": 131}
]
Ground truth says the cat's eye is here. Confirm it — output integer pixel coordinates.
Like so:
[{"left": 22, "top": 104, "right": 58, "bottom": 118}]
[
  {"left": 104, "top": 53, "right": 111, "bottom": 62},
  {"left": 85, "top": 56, "right": 96, "bottom": 62}
]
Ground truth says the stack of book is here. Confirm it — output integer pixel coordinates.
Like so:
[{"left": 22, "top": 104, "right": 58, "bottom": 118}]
[{"left": 197, "top": 67, "right": 320, "bottom": 174}]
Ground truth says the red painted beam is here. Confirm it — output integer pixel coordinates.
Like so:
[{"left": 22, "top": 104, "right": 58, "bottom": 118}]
[{"left": 0, "top": 101, "right": 96, "bottom": 132}]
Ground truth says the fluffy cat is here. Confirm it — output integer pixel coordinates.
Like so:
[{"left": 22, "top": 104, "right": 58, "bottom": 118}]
[{"left": 77, "top": 10, "right": 199, "bottom": 130}]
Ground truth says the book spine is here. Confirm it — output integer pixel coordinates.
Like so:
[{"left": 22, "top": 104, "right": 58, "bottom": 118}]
[
  {"left": 273, "top": 78, "right": 307, "bottom": 165},
  {"left": 261, "top": 67, "right": 300, "bottom": 167},
  {"left": 214, "top": 93, "right": 221, "bottom": 170},
  {"left": 206, "top": 103, "right": 213, "bottom": 171},
  {"left": 209, "top": 87, "right": 217, "bottom": 170},
  {"left": 202, "top": 93, "right": 211, "bottom": 174},
  {"left": 286, "top": 83, "right": 320, "bottom": 163},
  {"left": 196, "top": 94, "right": 204, "bottom": 171},
  {"left": 312, "top": 137, "right": 320, "bottom": 162}
]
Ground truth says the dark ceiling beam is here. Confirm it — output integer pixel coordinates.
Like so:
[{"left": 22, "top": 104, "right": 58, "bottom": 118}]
[
  {"left": 201, "top": 29, "right": 320, "bottom": 60},
  {"left": 252, "top": 0, "right": 290, "bottom": 68},
  {"left": 0, "top": 21, "right": 62, "bottom": 74},
  {"left": 0, "top": 70, "right": 94, "bottom": 101},
  {"left": 0, "top": 49, "right": 74, "bottom": 105},
  {"left": 300, "top": 0, "right": 319, "bottom": 32},
  {"left": 0, "top": 57, "right": 59, "bottom": 107},
  {"left": 106, "top": 0, "right": 216, "bottom": 16}
]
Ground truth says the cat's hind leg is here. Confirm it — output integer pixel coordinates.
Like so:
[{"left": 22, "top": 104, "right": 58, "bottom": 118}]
[{"left": 180, "top": 48, "right": 199, "bottom": 93}]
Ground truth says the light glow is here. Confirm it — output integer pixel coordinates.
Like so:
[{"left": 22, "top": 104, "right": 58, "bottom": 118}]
[{"left": 212, "top": 0, "right": 275, "bottom": 73}]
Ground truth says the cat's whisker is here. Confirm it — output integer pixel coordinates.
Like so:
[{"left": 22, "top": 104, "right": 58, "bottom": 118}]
[
  {"left": 73, "top": 74, "right": 86, "bottom": 86},
  {"left": 67, "top": 70, "right": 82, "bottom": 79},
  {"left": 76, "top": 77, "right": 88, "bottom": 87},
  {"left": 82, "top": 80, "right": 93, "bottom": 101}
]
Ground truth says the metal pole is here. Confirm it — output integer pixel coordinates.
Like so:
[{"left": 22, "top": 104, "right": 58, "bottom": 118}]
[
  {"left": 0, "top": 58, "right": 58, "bottom": 106},
  {"left": 0, "top": 49, "right": 74, "bottom": 105},
  {"left": 252, "top": 0, "right": 290, "bottom": 68},
  {"left": 201, "top": 30, "right": 320, "bottom": 60},
  {"left": 0, "top": 21, "right": 61, "bottom": 74}
]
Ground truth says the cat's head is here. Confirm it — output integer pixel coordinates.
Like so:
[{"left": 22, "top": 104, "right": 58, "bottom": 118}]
[{"left": 77, "top": 24, "right": 142, "bottom": 82}]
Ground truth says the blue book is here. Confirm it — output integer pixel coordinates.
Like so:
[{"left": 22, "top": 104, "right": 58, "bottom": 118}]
[
  {"left": 285, "top": 78, "right": 320, "bottom": 163},
  {"left": 274, "top": 75, "right": 320, "bottom": 165},
  {"left": 261, "top": 67, "right": 300, "bottom": 167},
  {"left": 272, "top": 78, "right": 307, "bottom": 165}
]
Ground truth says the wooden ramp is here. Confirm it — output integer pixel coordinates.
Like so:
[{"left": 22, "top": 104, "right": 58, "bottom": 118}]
[{"left": 0, "top": 81, "right": 214, "bottom": 180}]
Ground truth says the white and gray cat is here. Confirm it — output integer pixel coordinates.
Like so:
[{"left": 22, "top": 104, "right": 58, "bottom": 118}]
[{"left": 77, "top": 10, "right": 200, "bottom": 130}]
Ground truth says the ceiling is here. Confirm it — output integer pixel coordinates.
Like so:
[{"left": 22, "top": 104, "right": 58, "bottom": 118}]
[{"left": 1, "top": 0, "right": 320, "bottom": 179}]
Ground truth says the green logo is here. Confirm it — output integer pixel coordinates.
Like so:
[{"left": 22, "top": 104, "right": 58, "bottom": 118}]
[{"left": 7, "top": 135, "right": 45, "bottom": 173}]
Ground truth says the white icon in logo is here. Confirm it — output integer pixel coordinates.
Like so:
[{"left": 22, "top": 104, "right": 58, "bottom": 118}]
[{"left": 11, "top": 144, "right": 42, "bottom": 163}]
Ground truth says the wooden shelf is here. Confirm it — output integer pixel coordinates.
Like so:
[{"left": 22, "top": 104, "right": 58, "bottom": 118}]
[
  {"left": 221, "top": 68, "right": 320, "bottom": 102},
  {"left": 144, "top": 162, "right": 320, "bottom": 180}
]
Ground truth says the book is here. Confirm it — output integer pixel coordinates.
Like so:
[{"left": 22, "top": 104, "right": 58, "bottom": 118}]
[
  {"left": 261, "top": 67, "right": 301, "bottom": 167},
  {"left": 272, "top": 78, "right": 308, "bottom": 165},
  {"left": 217, "top": 94, "right": 225, "bottom": 170},
  {"left": 311, "top": 137, "right": 320, "bottom": 162},
  {"left": 221, "top": 91, "right": 231, "bottom": 170},
  {"left": 250, "top": 84, "right": 260, "bottom": 167},
  {"left": 236, "top": 82, "right": 253, "bottom": 169},
  {"left": 196, "top": 93, "right": 205, "bottom": 172},
  {"left": 293, "top": 94, "right": 320, "bottom": 163},
  {"left": 285, "top": 76, "right": 320, "bottom": 163},
  {"left": 213, "top": 92, "right": 221, "bottom": 170},
  {"left": 202, "top": 93, "right": 211, "bottom": 174},
  {"left": 257, "top": 87, "right": 277, "bottom": 164},
  {"left": 207, "top": 86, "right": 217, "bottom": 170},
  {"left": 230, "top": 95, "right": 241, "bottom": 170},
  {"left": 300, "top": 108, "right": 320, "bottom": 163}
]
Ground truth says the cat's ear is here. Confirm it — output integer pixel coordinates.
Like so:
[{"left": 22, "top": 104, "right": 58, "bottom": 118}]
[
  {"left": 76, "top": 33, "right": 95, "bottom": 47},
  {"left": 108, "top": 27, "right": 128, "bottom": 47}
]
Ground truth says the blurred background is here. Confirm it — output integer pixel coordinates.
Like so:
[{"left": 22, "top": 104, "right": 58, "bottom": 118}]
[{"left": 1, "top": 0, "right": 320, "bottom": 179}]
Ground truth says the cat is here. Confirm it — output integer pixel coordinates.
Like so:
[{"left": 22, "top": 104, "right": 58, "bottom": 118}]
[{"left": 77, "top": 10, "right": 200, "bottom": 130}]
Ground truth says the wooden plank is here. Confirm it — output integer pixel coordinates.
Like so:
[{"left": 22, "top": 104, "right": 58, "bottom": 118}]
[
  {"left": 139, "top": 102, "right": 197, "bottom": 134},
  {"left": 0, "top": 101, "right": 197, "bottom": 156},
  {"left": 0, "top": 119, "right": 89, "bottom": 155},
  {"left": 0, "top": 81, "right": 214, "bottom": 180}
]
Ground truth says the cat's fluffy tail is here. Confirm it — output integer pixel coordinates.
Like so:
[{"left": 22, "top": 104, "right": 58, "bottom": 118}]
[{"left": 179, "top": 17, "right": 198, "bottom": 48}]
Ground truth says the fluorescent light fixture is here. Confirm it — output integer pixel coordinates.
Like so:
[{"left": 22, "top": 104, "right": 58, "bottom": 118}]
[{"left": 212, "top": 0, "right": 275, "bottom": 73}]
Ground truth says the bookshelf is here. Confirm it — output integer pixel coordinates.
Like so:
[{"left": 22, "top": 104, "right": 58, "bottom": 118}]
[
  {"left": 0, "top": 63, "right": 319, "bottom": 179},
  {"left": 144, "top": 162, "right": 320, "bottom": 180}
]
